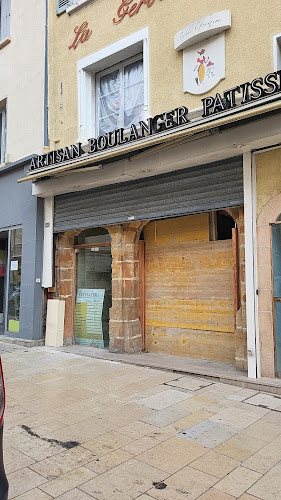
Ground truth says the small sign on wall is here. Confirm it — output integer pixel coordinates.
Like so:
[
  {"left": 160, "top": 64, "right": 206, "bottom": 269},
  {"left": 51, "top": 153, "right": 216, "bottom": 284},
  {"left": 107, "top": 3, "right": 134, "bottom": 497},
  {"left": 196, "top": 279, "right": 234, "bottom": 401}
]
[{"left": 183, "top": 33, "right": 225, "bottom": 95}]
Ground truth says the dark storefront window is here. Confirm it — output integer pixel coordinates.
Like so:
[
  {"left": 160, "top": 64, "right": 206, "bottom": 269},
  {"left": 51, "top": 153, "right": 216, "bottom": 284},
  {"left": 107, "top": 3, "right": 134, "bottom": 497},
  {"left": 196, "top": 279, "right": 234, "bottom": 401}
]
[{"left": 8, "top": 228, "right": 22, "bottom": 333}]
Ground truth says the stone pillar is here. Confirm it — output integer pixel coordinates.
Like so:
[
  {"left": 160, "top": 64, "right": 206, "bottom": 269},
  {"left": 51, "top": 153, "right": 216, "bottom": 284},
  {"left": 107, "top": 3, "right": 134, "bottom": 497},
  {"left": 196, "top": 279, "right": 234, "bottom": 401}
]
[
  {"left": 227, "top": 207, "right": 247, "bottom": 371},
  {"left": 108, "top": 221, "right": 145, "bottom": 353},
  {"left": 55, "top": 230, "right": 78, "bottom": 345}
]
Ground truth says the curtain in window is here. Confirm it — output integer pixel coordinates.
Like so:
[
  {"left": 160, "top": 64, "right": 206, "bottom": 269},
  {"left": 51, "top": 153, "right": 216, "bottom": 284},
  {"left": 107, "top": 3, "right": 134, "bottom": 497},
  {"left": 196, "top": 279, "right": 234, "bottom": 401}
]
[
  {"left": 98, "top": 59, "right": 144, "bottom": 136},
  {"left": 98, "top": 69, "right": 121, "bottom": 136},
  {"left": 124, "top": 60, "right": 144, "bottom": 130}
]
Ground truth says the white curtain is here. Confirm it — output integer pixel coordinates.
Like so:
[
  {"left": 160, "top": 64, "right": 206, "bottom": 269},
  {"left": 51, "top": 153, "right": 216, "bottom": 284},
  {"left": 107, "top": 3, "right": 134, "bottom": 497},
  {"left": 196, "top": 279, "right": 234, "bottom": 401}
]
[
  {"left": 124, "top": 60, "right": 144, "bottom": 130},
  {"left": 98, "top": 59, "right": 144, "bottom": 136}
]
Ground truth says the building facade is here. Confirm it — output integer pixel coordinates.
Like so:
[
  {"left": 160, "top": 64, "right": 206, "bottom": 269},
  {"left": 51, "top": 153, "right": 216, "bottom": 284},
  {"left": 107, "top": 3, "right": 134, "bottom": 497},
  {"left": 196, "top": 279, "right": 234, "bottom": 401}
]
[
  {"left": 21, "top": 0, "right": 281, "bottom": 376},
  {"left": 0, "top": 0, "right": 46, "bottom": 340}
]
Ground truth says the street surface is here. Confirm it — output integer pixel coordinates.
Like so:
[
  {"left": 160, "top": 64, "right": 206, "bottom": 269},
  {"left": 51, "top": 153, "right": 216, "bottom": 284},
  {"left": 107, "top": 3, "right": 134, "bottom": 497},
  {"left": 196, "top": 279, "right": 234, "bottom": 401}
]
[{"left": 2, "top": 343, "right": 281, "bottom": 499}]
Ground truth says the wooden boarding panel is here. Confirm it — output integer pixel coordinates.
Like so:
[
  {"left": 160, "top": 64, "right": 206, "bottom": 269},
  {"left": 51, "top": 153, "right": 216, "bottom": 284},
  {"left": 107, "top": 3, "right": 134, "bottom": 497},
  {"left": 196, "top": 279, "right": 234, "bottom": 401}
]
[{"left": 144, "top": 215, "right": 235, "bottom": 363}]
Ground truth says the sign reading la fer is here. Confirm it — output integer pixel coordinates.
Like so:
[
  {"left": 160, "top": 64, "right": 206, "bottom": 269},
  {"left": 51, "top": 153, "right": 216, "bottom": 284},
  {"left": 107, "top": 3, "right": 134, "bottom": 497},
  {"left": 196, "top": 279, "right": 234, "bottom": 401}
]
[
  {"left": 30, "top": 71, "right": 281, "bottom": 173},
  {"left": 113, "top": 0, "right": 160, "bottom": 24}
]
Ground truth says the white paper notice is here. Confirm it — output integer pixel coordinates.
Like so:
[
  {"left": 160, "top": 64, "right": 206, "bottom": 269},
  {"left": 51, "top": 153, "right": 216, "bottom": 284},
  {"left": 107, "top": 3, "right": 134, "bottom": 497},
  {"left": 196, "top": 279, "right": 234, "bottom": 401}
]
[{"left": 10, "top": 260, "right": 18, "bottom": 271}]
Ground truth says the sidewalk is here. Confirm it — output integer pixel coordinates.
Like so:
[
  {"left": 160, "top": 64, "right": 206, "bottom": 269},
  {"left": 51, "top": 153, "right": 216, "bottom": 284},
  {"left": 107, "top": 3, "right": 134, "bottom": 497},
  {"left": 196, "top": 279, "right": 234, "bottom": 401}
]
[
  {"left": 58, "top": 345, "right": 281, "bottom": 395},
  {"left": 3, "top": 344, "right": 281, "bottom": 499}
]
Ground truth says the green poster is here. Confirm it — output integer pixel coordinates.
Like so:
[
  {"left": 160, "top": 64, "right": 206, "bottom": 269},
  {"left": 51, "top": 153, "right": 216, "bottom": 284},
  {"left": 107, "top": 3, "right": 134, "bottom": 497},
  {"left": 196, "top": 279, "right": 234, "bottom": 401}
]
[{"left": 74, "top": 289, "right": 105, "bottom": 347}]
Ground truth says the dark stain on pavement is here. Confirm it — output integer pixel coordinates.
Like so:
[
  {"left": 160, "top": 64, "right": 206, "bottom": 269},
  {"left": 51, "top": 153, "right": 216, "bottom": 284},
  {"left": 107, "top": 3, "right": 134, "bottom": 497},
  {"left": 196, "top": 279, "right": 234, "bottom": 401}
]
[
  {"left": 21, "top": 425, "right": 80, "bottom": 449},
  {"left": 153, "top": 482, "right": 167, "bottom": 490}
]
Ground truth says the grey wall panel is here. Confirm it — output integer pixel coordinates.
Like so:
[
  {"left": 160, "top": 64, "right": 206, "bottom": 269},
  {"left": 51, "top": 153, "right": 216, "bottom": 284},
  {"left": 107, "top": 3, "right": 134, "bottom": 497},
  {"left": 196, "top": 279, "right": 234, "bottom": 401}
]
[
  {"left": 54, "top": 157, "right": 243, "bottom": 232},
  {"left": 0, "top": 164, "right": 43, "bottom": 340}
]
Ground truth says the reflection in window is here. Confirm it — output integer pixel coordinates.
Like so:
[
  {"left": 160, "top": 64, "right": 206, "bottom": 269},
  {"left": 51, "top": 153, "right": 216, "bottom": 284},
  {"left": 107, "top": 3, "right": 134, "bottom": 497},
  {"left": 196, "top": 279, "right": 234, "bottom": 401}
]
[{"left": 8, "top": 228, "right": 22, "bottom": 333}]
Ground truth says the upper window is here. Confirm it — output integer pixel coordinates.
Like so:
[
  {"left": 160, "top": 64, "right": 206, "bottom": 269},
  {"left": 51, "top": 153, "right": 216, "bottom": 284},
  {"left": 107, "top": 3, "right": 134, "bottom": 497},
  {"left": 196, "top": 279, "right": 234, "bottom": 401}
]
[
  {"left": 0, "top": 104, "right": 6, "bottom": 164},
  {"left": 56, "top": 0, "right": 73, "bottom": 15},
  {"left": 96, "top": 56, "right": 144, "bottom": 136},
  {"left": 78, "top": 27, "right": 149, "bottom": 143},
  {"left": 273, "top": 33, "right": 281, "bottom": 71},
  {"left": 0, "top": 0, "right": 10, "bottom": 40}
]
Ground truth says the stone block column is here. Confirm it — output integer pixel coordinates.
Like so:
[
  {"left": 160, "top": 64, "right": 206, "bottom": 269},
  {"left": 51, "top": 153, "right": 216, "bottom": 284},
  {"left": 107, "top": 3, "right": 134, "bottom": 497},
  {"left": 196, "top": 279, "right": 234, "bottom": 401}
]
[{"left": 108, "top": 221, "right": 145, "bottom": 353}]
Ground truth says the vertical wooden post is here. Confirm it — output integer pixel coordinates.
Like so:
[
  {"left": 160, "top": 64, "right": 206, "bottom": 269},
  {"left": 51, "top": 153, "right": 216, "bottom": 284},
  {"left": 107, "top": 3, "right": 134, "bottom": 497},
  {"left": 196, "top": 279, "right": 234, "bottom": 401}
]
[
  {"left": 139, "top": 240, "right": 146, "bottom": 350},
  {"left": 232, "top": 226, "right": 239, "bottom": 330}
]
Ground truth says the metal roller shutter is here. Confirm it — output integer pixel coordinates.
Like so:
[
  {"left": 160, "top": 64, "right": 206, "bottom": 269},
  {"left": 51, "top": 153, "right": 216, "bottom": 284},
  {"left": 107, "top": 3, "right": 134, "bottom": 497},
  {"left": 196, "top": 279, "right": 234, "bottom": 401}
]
[{"left": 54, "top": 156, "right": 243, "bottom": 233}]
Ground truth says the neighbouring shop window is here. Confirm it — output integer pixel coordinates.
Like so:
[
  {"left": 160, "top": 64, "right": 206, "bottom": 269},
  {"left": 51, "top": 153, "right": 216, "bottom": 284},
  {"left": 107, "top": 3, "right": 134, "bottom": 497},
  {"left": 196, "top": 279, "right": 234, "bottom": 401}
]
[
  {"left": 96, "top": 55, "right": 144, "bottom": 136},
  {"left": 74, "top": 228, "right": 112, "bottom": 348},
  {"left": 8, "top": 228, "right": 22, "bottom": 333},
  {"left": 0, "top": 236, "right": 7, "bottom": 328},
  {"left": 273, "top": 33, "right": 281, "bottom": 71},
  {"left": 0, "top": 0, "right": 10, "bottom": 40},
  {"left": 209, "top": 211, "right": 235, "bottom": 240},
  {"left": 0, "top": 103, "right": 6, "bottom": 164}
]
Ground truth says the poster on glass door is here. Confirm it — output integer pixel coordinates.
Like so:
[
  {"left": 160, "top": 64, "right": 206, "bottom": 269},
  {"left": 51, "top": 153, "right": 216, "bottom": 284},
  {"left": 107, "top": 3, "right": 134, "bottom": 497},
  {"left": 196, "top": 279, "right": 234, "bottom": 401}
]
[{"left": 75, "top": 289, "right": 105, "bottom": 347}]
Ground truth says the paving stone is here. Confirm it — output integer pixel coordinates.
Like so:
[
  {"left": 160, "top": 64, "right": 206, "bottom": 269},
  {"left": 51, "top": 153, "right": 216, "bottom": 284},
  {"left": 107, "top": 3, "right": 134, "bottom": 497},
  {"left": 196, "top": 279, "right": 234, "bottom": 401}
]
[
  {"left": 197, "top": 489, "right": 236, "bottom": 499},
  {"left": 241, "top": 419, "right": 281, "bottom": 441},
  {"left": 7, "top": 467, "right": 48, "bottom": 499},
  {"left": 213, "top": 466, "right": 261, "bottom": 497},
  {"left": 248, "top": 462, "right": 281, "bottom": 499},
  {"left": 117, "top": 421, "right": 159, "bottom": 439},
  {"left": 178, "top": 419, "right": 237, "bottom": 448},
  {"left": 140, "top": 406, "right": 189, "bottom": 427},
  {"left": 139, "top": 389, "right": 193, "bottom": 410},
  {"left": 29, "top": 446, "right": 97, "bottom": 479},
  {"left": 55, "top": 488, "right": 96, "bottom": 499},
  {"left": 214, "top": 433, "right": 268, "bottom": 461},
  {"left": 209, "top": 407, "right": 261, "bottom": 430},
  {"left": 81, "top": 431, "right": 134, "bottom": 456},
  {"left": 244, "top": 393, "right": 281, "bottom": 410},
  {"left": 166, "top": 377, "right": 213, "bottom": 391},
  {"left": 242, "top": 440, "right": 281, "bottom": 474},
  {"left": 85, "top": 449, "right": 133, "bottom": 474},
  {"left": 122, "top": 435, "right": 159, "bottom": 454},
  {"left": 147, "top": 465, "right": 218, "bottom": 500},
  {"left": 137, "top": 436, "right": 207, "bottom": 473},
  {"left": 80, "top": 458, "right": 168, "bottom": 500},
  {"left": 173, "top": 410, "right": 215, "bottom": 430},
  {"left": 39, "top": 466, "right": 97, "bottom": 497},
  {"left": 13, "top": 488, "right": 52, "bottom": 499},
  {"left": 189, "top": 450, "right": 241, "bottom": 478}
]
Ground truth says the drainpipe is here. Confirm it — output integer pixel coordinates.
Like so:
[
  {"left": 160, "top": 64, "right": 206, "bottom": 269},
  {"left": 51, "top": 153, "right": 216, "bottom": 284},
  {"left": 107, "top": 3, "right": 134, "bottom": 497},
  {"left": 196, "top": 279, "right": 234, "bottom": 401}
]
[{"left": 44, "top": 0, "right": 49, "bottom": 147}]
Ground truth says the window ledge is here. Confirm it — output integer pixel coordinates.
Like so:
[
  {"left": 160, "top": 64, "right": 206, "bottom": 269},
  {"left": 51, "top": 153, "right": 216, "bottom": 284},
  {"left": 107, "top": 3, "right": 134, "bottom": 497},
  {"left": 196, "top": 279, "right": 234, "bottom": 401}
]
[
  {"left": 0, "top": 37, "right": 11, "bottom": 50},
  {"left": 67, "top": 0, "right": 97, "bottom": 15}
]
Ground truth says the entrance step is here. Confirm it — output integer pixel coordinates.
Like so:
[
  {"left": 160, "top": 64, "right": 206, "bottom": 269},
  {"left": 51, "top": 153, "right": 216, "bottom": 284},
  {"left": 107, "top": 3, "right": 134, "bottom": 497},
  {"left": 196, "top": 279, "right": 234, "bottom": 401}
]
[
  {"left": 0, "top": 335, "right": 44, "bottom": 348},
  {"left": 57, "top": 345, "right": 281, "bottom": 396}
]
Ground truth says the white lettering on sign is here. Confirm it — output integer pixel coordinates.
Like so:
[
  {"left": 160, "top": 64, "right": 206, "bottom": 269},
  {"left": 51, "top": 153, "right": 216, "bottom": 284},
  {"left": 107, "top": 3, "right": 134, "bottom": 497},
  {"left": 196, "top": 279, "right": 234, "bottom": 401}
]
[{"left": 174, "top": 10, "right": 231, "bottom": 51}]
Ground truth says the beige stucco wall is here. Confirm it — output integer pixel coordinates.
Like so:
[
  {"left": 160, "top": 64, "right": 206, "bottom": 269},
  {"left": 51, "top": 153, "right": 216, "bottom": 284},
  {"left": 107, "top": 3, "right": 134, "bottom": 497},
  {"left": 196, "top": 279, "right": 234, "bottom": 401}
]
[
  {"left": 49, "top": 0, "right": 281, "bottom": 150},
  {"left": 256, "top": 149, "right": 281, "bottom": 218},
  {"left": 0, "top": 0, "right": 45, "bottom": 162}
]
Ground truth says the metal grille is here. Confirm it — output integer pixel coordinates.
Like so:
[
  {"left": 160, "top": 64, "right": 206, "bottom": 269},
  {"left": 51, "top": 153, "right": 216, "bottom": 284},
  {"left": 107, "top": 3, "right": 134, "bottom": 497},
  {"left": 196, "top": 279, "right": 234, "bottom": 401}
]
[
  {"left": 54, "top": 157, "right": 243, "bottom": 233},
  {"left": 56, "top": 0, "right": 72, "bottom": 15}
]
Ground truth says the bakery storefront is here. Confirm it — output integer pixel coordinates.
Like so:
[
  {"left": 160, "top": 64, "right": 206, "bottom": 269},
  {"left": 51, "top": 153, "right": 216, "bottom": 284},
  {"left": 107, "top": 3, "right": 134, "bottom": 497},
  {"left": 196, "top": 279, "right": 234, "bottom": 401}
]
[{"left": 22, "top": 92, "right": 272, "bottom": 371}]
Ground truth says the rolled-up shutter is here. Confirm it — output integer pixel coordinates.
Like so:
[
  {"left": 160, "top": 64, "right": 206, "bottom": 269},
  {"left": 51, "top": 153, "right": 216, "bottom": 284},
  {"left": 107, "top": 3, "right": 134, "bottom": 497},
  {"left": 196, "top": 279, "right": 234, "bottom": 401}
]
[
  {"left": 54, "top": 156, "right": 243, "bottom": 233},
  {"left": 56, "top": 0, "right": 73, "bottom": 15}
]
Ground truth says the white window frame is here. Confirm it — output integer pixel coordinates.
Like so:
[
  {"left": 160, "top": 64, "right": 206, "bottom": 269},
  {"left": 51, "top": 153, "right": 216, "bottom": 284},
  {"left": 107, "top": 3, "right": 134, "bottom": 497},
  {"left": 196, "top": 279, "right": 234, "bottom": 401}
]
[
  {"left": 0, "top": 104, "right": 6, "bottom": 164},
  {"left": 273, "top": 33, "right": 281, "bottom": 71},
  {"left": 0, "top": 0, "right": 10, "bottom": 41},
  {"left": 77, "top": 27, "right": 149, "bottom": 143},
  {"left": 96, "top": 53, "right": 144, "bottom": 137}
]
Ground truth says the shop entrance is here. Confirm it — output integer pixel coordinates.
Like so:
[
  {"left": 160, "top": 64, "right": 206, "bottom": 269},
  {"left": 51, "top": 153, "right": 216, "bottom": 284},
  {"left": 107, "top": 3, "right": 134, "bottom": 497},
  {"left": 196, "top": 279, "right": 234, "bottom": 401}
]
[
  {"left": 272, "top": 223, "right": 281, "bottom": 377},
  {"left": 74, "top": 228, "right": 112, "bottom": 348},
  {"left": 0, "top": 233, "right": 8, "bottom": 333}
]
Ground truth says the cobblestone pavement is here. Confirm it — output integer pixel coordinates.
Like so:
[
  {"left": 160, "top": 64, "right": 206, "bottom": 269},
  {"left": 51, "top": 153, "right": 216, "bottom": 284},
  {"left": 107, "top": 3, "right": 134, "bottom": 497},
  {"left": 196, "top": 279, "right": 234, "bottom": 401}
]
[{"left": 2, "top": 344, "right": 281, "bottom": 499}]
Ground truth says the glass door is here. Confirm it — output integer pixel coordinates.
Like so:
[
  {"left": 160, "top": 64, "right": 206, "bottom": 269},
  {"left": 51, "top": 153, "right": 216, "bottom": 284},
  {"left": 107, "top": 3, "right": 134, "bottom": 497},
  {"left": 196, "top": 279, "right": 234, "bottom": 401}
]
[
  {"left": 272, "top": 223, "right": 281, "bottom": 377},
  {"left": 74, "top": 229, "right": 112, "bottom": 348},
  {"left": 8, "top": 228, "right": 22, "bottom": 333},
  {"left": 0, "top": 234, "right": 8, "bottom": 333}
]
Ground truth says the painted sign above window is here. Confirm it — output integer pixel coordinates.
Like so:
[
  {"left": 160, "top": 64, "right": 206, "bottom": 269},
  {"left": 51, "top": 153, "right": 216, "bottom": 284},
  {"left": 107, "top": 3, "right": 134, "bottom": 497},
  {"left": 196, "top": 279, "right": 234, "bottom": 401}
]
[
  {"left": 175, "top": 11, "right": 231, "bottom": 95},
  {"left": 68, "top": 22, "right": 92, "bottom": 50},
  {"left": 113, "top": 0, "right": 160, "bottom": 24}
]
